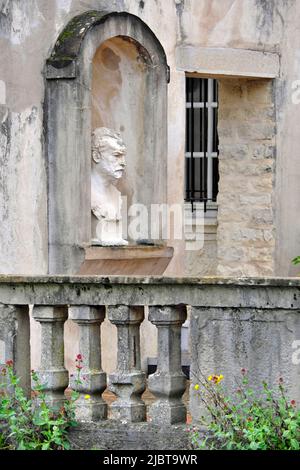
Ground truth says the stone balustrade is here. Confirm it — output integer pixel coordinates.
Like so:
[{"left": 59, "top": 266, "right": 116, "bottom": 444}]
[{"left": 1, "top": 275, "right": 300, "bottom": 432}]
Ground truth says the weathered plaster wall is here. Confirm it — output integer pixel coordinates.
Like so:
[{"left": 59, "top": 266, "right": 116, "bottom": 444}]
[
  {"left": 1, "top": 0, "right": 300, "bottom": 369},
  {"left": 274, "top": 1, "right": 300, "bottom": 276},
  {"left": 0, "top": 0, "right": 48, "bottom": 274}
]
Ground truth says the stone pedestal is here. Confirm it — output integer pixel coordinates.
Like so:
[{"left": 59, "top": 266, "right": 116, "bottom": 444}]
[
  {"left": 108, "top": 305, "right": 146, "bottom": 422},
  {"left": 148, "top": 305, "right": 187, "bottom": 424},
  {"left": 78, "top": 246, "right": 174, "bottom": 276},
  {"left": 69, "top": 306, "right": 107, "bottom": 421}
]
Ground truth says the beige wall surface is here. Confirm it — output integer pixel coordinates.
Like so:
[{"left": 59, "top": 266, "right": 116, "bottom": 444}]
[
  {"left": 1, "top": 0, "right": 300, "bottom": 368},
  {"left": 217, "top": 78, "right": 276, "bottom": 276}
]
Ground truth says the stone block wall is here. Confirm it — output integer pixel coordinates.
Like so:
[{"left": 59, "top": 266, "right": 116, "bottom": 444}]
[
  {"left": 190, "top": 305, "right": 300, "bottom": 422},
  {"left": 217, "top": 79, "right": 276, "bottom": 276}
]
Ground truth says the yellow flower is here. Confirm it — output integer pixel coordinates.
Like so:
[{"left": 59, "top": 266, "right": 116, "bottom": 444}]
[
  {"left": 208, "top": 374, "right": 224, "bottom": 384},
  {"left": 214, "top": 374, "right": 224, "bottom": 384},
  {"left": 194, "top": 384, "right": 200, "bottom": 391},
  {"left": 84, "top": 394, "right": 91, "bottom": 400}
]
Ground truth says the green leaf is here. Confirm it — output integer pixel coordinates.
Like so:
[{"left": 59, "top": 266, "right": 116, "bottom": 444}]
[
  {"left": 63, "top": 441, "right": 71, "bottom": 450},
  {"left": 249, "top": 441, "right": 260, "bottom": 450}
]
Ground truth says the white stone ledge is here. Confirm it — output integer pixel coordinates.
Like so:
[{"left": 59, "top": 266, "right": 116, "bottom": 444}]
[{"left": 176, "top": 46, "right": 280, "bottom": 79}]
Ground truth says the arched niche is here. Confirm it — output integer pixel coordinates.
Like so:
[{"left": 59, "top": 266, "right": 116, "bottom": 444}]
[{"left": 45, "top": 11, "right": 169, "bottom": 273}]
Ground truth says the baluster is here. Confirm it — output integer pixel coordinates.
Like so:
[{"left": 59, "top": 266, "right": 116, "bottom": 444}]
[
  {"left": 32, "top": 306, "right": 68, "bottom": 410},
  {"left": 69, "top": 306, "right": 107, "bottom": 420},
  {"left": 108, "top": 305, "right": 146, "bottom": 422},
  {"left": 0, "top": 304, "right": 30, "bottom": 396},
  {"left": 148, "top": 305, "right": 187, "bottom": 424}
]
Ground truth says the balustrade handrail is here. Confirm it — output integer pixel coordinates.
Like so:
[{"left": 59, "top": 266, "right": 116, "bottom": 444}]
[
  {"left": 0, "top": 275, "right": 299, "bottom": 308},
  {"left": 1, "top": 274, "right": 300, "bottom": 285}
]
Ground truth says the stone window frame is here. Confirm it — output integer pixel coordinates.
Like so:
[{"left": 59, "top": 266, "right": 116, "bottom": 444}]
[{"left": 177, "top": 45, "right": 279, "bottom": 241}]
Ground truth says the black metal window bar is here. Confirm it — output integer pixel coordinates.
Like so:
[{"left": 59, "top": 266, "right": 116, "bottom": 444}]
[{"left": 185, "top": 77, "right": 219, "bottom": 212}]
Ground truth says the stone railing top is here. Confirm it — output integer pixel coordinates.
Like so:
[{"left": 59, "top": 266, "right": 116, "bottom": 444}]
[
  {"left": 0, "top": 275, "right": 300, "bottom": 309},
  {"left": 0, "top": 275, "right": 300, "bottom": 286}
]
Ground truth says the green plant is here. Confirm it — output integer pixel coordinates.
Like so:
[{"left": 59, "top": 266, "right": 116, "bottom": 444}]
[
  {"left": 292, "top": 256, "right": 300, "bottom": 266},
  {"left": 191, "top": 370, "right": 300, "bottom": 450},
  {"left": 0, "top": 358, "right": 81, "bottom": 450}
]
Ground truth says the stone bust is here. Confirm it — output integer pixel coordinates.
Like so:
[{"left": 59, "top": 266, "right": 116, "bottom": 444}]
[{"left": 91, "top": 127, "right": 128, "bottom": 245}]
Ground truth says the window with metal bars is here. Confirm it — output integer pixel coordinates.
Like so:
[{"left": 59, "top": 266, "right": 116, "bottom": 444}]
[{"left": 185, "top": 77, "right": 219, "bottom": 212}]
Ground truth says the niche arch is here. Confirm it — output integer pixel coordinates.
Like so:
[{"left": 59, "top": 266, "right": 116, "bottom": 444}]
[{"left": 45, "top": 11, "right": 169, "bottom": 273}]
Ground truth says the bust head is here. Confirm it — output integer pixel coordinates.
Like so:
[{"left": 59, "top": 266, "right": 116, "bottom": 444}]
[{"left": 92, "top": 127, "right": 126, "bottom": 182}]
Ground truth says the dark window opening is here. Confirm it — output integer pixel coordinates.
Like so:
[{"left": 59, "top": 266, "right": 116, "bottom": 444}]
[{"left": 185, "top": 77, "right": 219, "bottom": 212}]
